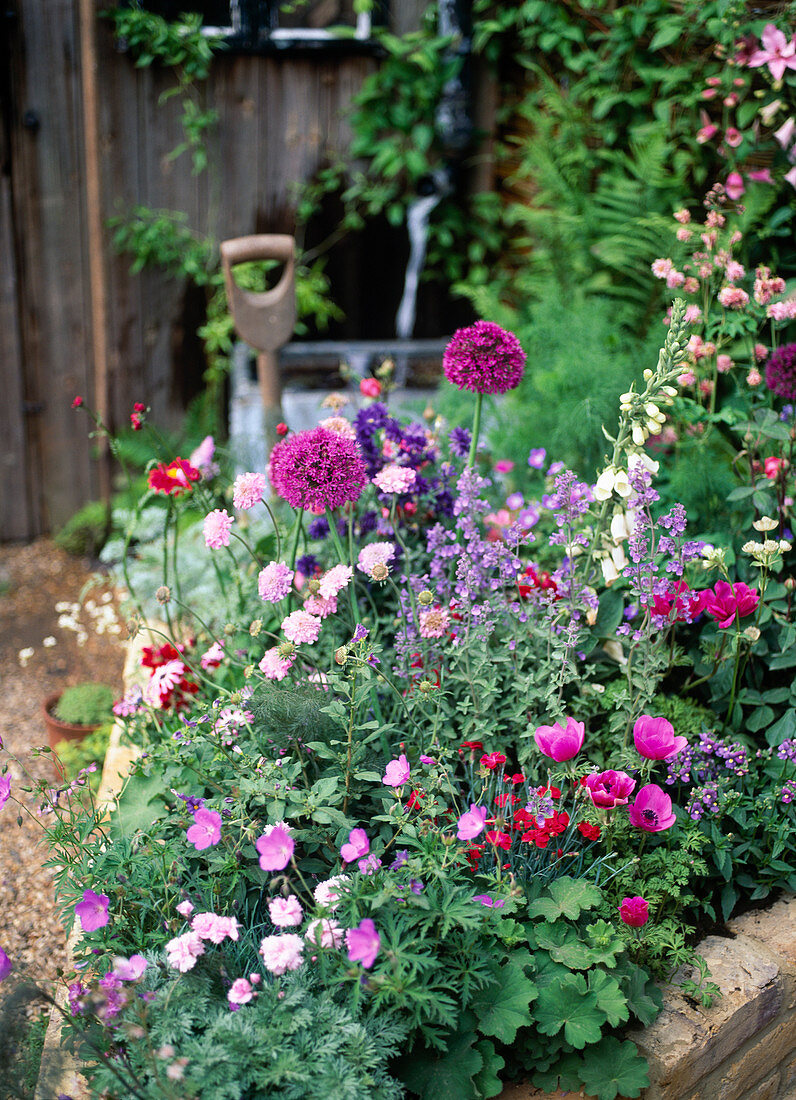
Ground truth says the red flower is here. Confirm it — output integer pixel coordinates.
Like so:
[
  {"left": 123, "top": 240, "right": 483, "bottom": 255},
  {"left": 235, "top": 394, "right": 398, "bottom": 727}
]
[
  {"left": 406, "top": 790, "right": 424, "bottom": 810},
  {"left": 537, "top": 785, "right": 561, "bottom": 799},
  {"left": 130, "top": 413, "right": 142, "bottom": 431},
  {"left": 652, "top": 581, "right": 707, "bottom": 623},
  {"left": 148, "top": 458, "right": 201, "bottom": 496},
  {"left": 464, "top": 843, "right": 484, "bottom": 869},
  {"left": 276, "top": 422, "right": 288, "bottom": 436},
  {"left": 765, "top": 456, "right": 786, "bottom": 480},
  {"left": 505, "top": 772, "right": 525, "bottom": 785},
  {"left": 494, "top": 793, "right": 519, "bottom": 808},
  {"left": 577, "top": 822, "right": 601, "bottom": 841},
  {"left": 133, "top": 402, "right": 146, "bottom": 413},
  {"left": 518, "top": 565, "right": 558, "bottom": 599},
  {"left": 72, "top": 396, "right": 83, "bottom": 409},
  {"left": 480, "top": 752, "right": 507, "bottom": 770},
  {"left": 485, "top": 830, "right": 512, "bottom": 850}
]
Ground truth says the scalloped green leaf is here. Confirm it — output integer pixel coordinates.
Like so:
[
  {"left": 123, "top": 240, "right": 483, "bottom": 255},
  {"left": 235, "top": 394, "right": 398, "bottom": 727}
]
[
  {"left": 399, "top": 1030, "right": 483, "bottom": 1100},
  {"left": 527, "top": 876, "right": 602, "bottom": 922},
  {"left": 588, "top": 969, "right": 629, "bottom": 1028},
  {"left": 471, "top": 952, "right": 537, "bottom": 1044},
  {"left": 534, "top": 923, "right": 596, "bottom": 970},
  {"left": 619, "top": 964, "right": 663, "bottom": 1027},
  {"left": 534, "top": 974, "right": 604, "bottom": 1049},
  {"left": 532, "top": 1051, "right": 585, "bottom": 1094},
  {"left": 584, "top": 919, "right": 625, "bottom": 968},
  {"left": 577, "top": 1037, "right": 650, "bottom": 1100},
  {"left": 473, "top": 1040, "right": 505, "bottom": 1099}
]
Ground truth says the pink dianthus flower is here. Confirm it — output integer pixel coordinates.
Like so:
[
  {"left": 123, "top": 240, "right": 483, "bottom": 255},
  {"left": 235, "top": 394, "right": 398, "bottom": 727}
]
[
  {"left": 281, "top": 609, "right": 322, "bottom": 645},
  {"left": 165, "top": 931, "right": 205, "bottom": 973},
  {"left": 203, "top": 509, "right": 234, "bottom": 549},
  {"left": 268, "top": 427, "right": 367, "bottom": 511},
  {"left": 191, "top": 912, "right": 239, "bottom": 944},
  {"left": 313, "top": 875, "right": 349, "bottom": 910},
  {"left": 228, "top": 978, "right": 255, "bottom": 1006},
  {"left": 268, "top": 895, "right": 303, "bottom": 927},
  {"left": 443, "top": 320, "right": 526, "bottom": 395},
  {"left": 233, "top": 472, "right": 267, "bottom": 510},
  {"left": 259, "top": 933, "right": 304, "bottom": 975},
  {"left": 305, "top": 918, "right": 344, "bottom": 949},
  {"left": 258, "top": 561, "right": 294, "bottom": 603}
]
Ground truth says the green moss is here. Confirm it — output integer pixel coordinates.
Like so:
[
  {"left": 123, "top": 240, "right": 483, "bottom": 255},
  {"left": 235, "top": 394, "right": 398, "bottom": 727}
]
[
  {"left": 54, "top": 683, "right": 115, "bottom": 727},
  {"left": 53, "top": 500, "right": 111, "bottom": 558}
]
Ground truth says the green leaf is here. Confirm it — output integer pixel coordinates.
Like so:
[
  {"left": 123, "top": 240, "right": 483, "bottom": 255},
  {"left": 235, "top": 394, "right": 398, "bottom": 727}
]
[
  {"left": 589, "top": 970, "right": 629, "bottom": 1028},
  {"left": 534, "top": 974, "right": 604, "bottom": 1049},
  {"left": 766, "top": 709, "right": 796, "bottom": 745},
  {"left": 473, "top": 1040, "right": 504, "bottom": 1099},
  {"left": 619, "top": 964, "right": 663, "bottom": 1027},
  {"left": 527, "top": 876, "right": 602, "bottom": 922},
  {"left": 649, "top": 20, "right": 683, "bottom": 50},
  {"left": 110, "top": 771, "right": 168, "bottom": 839},
  {"left": 399, "top": 1031, "right": 483, "bottom": 1100},
  {"left": 577, "top": 1037, "right": 649, "bottom": 1100},
  {"left": 534, "top": 924, "right": 596, "bottom": 970},
  {"left": 471, "top": 952, "right": 537, "bottom": 1044}
]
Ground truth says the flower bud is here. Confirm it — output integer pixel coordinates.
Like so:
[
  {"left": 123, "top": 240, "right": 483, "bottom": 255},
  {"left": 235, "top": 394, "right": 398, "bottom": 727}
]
[
  {"left": 335, "top": 646, "right": 349, "bottom": 666},
  {"left": 155, "top": 585, "right": 171, "bottom": 605},
  {"left": 417, "top": 589, "right": 434, "bottom": 606},
  {"left": 277, "top": 641, "right": 295, "bottom": 658},
  {"left": 744, "top": 626, "right": 761, "bottom": 642},
  {"left": 250, "top": 619, "right": 262, "bottom": 636}
]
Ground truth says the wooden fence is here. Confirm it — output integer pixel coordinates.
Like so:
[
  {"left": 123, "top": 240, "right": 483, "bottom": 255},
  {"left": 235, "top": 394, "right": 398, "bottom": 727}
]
[{"left": 0, "top": 0, "right": 394, "bottom": 540}]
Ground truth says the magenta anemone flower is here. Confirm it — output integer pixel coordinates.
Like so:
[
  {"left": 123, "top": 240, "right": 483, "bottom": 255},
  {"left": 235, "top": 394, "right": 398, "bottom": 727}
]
[
  {"left": 703, "top": 580, "right": 759, "bottom": 628},
  {"left": 345, "top": 918, "right": 381, "bottom": 968},
  {"left": 186, "top": 807, "right": 222, "bottom": 851},
  {"left": 633, "top": 716, "right": 688, "bottom": 761},
  {"left": 534, "top": 717, "right": 585, "bottom": 762},
  {"left": 0, "top": 947, "right": 11, "bottom": 982},
  {"left": 443, "top": 320, "right": 526, "bottom": 395},
  {"left": 628, "top": 784, "right": 676, "bottom": 832},
  {"left": 255, "top": 825, "right": 294, "bottom": 871},
  {"left": 619, "top": 897, "right": 649, "bottom": 927},
  {"left": 75, "top": 889, "right": 110, "bottom": 932},
  {"left": 382, "top": 754, "right": 411, "bottom": 787},
  {"left": 584, "top": 770, "right": 636, "bottom": 808},
  {"left": 457, "top": 803, "right": 488, "bottom": 841},
  {"left": 340, "top": 828, "right": 369, "bottom": 864},
  {"left": 268, "top": 426, "right": 367, "bottom": 511}
]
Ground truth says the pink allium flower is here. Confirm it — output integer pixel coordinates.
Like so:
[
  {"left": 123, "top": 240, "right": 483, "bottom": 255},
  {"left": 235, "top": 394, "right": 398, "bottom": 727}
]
[
  {"left": 313, "top": 875, "right": 349, "bottom": 910},
  {"left": 357, "top": 541, "right": 396, "bottom": 579},
  {"left": 443, "top": 320, "right": 526, "bottom": 395},
  {"left": 112, "top": 955, "right": 148, "bottom": 981},
  {"left": 372, "top": 464, "right": 417, "bottom": 494},
  {"left": 619, "top": 897, "right": 650, "bottom": 927},
  {"left": 584, "top": 770, "right": 636, "bottom": 809},
  {"left": 203, "top": 509, "right": 234, "bottom": 549},
  {"left": 382, "top": 754, "right": 410, "bottom": 787},
  {"left": 0, "top": 775, "right": 10, "bottom": 807},
  {"left": 186, "top": 808, "right": 222, "bottom": 851},
  {"left": 748, "top": 24, "right": 796, "bottom": 81},
  {"left": 716, "top": 355, "right": 734, "bottom": 373},
  {"left": 259, "top": 646, "right": 295, "bottom": 680},
  {"left": 268, "top": 427, "right": 367, "bottom": 511},
  {"left": 633, "top": 715, "right": 688, "bottom": 760},
  {"left": 200, "top": 641, "right": 224, "bottom": 669},
  {"left": 724, "top": 127, "right": 743, "bottom": 148},
  {"left": 628, "top": 784, "right": 676, "bottom": 832},
  {"left": 256, "top": 825, "right": 294, "bottom": 871},
  {"left": 304, "top": 593, "right": 337, "bottom": 618},
  {"left": 651, "top": 258, "right": 673, "bottom": 279},
  {"left": 75, "top": 889, "right": 110, "bottom": 932},
  {"left": 419, "top": 607, "right": 450, "bottom": 639},
  {"left": 258, "top": 561, "right": 294, "bottom": 603},
  {"left": 165, "top": 931, "right": 205, "bottom": 972},
  {"left": 191, "top": 913, "right": 239, "bottom": 944},
  {"left": 340, "top": 828, "right": 369, "bottom": 864},
  {"left": 703, "top": 580, "right": 760, "bottom": 628},
  {"left": 305, "top": 918, "right": 344, "bottom": 949},
  {"left": 534, "top": 716, "right": 585, "bottom": 762},
  {"left": 228, "top": 978, "right": 255, "bottom": 1006},
  {"left": 359, "top": 378, "right": 381, "bottom": 398},
  {"left": 765, "top": 343, "right": 796, "bottom": 398},
  {"left": 259, "top": 933, "right": 304, "bottom": 975},
  {"left": 318, "top": 564, "right": 353, "bottom": 600},
  {"left": 176, "top": 900, "right": 194, "bottom": 918},
  {"left": 281, "top": 609, "right": 322, "bottom": 645},
  {"left": 718, "top": 286, "right": 750, "bottom": 309},
  {"left": 345, "top": 918, "right": 381, "bottom": 968},
  {"left": 457, "top": 803, "right": 488, "bottom": 841},
  {"left": 233, "top": 472, "right": 267, "bottom": 511},
  {"left": 268, "top": 895, "right": 303, "bottom": 927}
]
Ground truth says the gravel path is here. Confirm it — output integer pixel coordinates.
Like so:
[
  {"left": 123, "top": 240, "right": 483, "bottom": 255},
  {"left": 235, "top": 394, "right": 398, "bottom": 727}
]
[{"left": 0, "top": 541, "right": 126, "bottom": 1091}]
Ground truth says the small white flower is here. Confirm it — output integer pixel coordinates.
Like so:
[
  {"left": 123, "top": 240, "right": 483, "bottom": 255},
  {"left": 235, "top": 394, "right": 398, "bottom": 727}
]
[
  {"left": 42, "top": 636, "right": 57, "bottom": 648},
  {"left": 18, "top": 647, "right": 34, "bottom": 667}
]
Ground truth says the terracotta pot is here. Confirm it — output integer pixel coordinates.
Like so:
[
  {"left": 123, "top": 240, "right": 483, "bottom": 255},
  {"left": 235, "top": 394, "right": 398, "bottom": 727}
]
[{"left": 42, "top": 694, "right": 102, "bottom": 778}]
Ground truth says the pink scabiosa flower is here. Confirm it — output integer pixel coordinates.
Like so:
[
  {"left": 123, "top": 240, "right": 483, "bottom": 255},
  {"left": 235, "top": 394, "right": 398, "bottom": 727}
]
[
  {"left": 319, "top": 415, "right": 357, "bottom": 440},
  {"left": 443, "top": 320, "right": 526, "bottom": 394},
  {"left": 203, "top": 509, "right": 234, "bottom": 549},
  {"left": 534, "top": 717, "right": 585, "bottom": 762},
  {"left": 303, "top": 593, "right": 337, "bottom": 618},
  {"left": 228, "top": 978, "right": 255, "bottom": 1006},
  {"left": 382, "top": 754, "right": 410, "bottom": 787},
  {"left": 619, "top": 897, "right": 650, "bottom": 927},
  {"left": 165, "top": 931, "right": 205, "bottom": 973},
  {"left": 345, "top": 918, "right": 381, "bottom": 968},
  {"left": 258, "top": 646, "right": 295, "bottom": 681},
  {"left": 268, "top": 427, "right": 367, "bottom": 511},
  {"left": 768, "top": 300, "right": 796, "bottom": 321},
  {"left": 628, "top": 784, "right": 677, "bottom": 832},
  {"left": 186, "top": 807, "right": 222, "bottom": 851},
  {"left": 255, "top": 824, "right": 294, "bottom": 871},
  {"left": 258, "top": 561, "right": 294, "bottom": 603},
  {"left": 281, "top": 609, "right": 322, "bottom": 645},
  {"left": 305, "top": 918, "right": 344, "bottom": 949},
  {"left": 765, "top": 344, "right": 796, "bottom": 400},
  {"left": 457, "top": 803, "right": 488, "bottom": 841},
  {"left": 75, "top": 889, "right": 110, "bottom": 932},
  {"left": 318, "top": 564, "right": 353, "bottom": 600},
  {"left": 340, "top": 828, "right": 369, "bottom": 864},
  {"left": 584, "top": 770, "right": 636, "bottom": 809},
  {"left": 268, "top": 896, "right": 303, "bottom": 927},
  {"left": 418, "top": 607, "right": 450, "bottom": 639},
  {"left": 233, "top": 472, "right": 267, "bottom": 511},
  {"left": 633, "top": 715, "right": 688, "bottom": 760},
  {"left": 259, "top": 934, "right": 304, "bottom": 975},
  {"left": 372, "top": 464, "right": 417, "bottom": 494},
  {"left": 357, "top": 541, "right": 396, "bottom": 580},
  {"left": 703, "top": 580, "right": 760, "bottom": 628}
]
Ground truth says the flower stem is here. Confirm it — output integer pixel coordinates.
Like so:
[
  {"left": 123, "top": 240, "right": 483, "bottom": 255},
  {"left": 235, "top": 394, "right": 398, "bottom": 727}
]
[{"left": 467, "top": 391, "right": 483, "bottom": 469}]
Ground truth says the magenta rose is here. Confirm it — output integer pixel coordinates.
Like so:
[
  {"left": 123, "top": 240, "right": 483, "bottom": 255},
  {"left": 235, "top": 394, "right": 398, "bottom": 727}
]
[
  {"left": 633, "top": 715, "right": 688, "bottom": 761},
  {"left": 584, "top": 770, "right": 636, "bottom": 808},
  {"left": 627, "top": 784, "right": 677, "bottom": 832},
  {"left": 534, "top": 717, "right": 585, "bottom": 762},
  {"left": 619, "top": 897, "right": 649, "bottom": 927},
  {"left": 703, "top": 580, "right": 759, "bottom": 629}
]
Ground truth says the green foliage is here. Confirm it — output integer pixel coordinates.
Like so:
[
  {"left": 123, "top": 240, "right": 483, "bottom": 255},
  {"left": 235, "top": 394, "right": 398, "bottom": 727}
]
[
  {"left": 54, "top": 500, "right": 112, "bottom": 558},
  {"left": 54, "top": 684, "right": 116, "bottom": 727},
  {"left": 54, "top": 723, "right": 113, "bottom": 791}
]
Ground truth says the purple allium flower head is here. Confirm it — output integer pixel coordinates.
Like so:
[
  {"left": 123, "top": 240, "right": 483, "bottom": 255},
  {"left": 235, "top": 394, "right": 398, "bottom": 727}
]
[
  {"left": 443, "top": 321, "right": 526, "bottom": 395},
  {"left": 269, "top": 426, "right": 367, "bottom": 511},
  {"left": 766, "top": 343, "right": 796, "bottom": 400}
]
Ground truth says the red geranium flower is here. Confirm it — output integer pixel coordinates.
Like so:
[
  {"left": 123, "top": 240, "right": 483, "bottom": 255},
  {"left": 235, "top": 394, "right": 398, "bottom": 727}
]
[{"left": 148, "top": 458, "right": 201, "bottom": 496}]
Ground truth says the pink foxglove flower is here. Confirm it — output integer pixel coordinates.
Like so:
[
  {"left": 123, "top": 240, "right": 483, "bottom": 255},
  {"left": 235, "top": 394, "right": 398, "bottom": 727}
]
[
  {"left": 75, "top": 889, "right": 110, "bottom": 932},
  {"left": 619, "top": 897, "right": 649, "bottom": 927},
  {"left": 628, "top": 784, "right": 676, "bottom": 832},
  {"left": 633, "top": 715, "right": 688, "bottom": 761},
  {"left": 340, "top": 828, "right": 369, "bottom": 864},
  {"left": 255, "top": 824, "right": 294, "bottom": 871},
  {"left": 345, "top": 918, "right": 381, "bottom": 968},
  {"left": 382, "top": 754, "right": 410, "bottom": 787},
  {"left": 457, "top": 803, "right": 488, "bottom": 841},
  {"left": 725, "top": 172, "right": 745, "bottom": 201},
  {"left": 268, "top": 895, "right": 303, "bottom": 927},
  {"left": 703, "top": 580, "right": 759, "bottom": 628},
  {"left": 534, "top": 716, "right": 585, "bottom": 762},
  {"left": 259, "top": 933, "right": 304, "bottom": 975},
  {"left": 584, "top": 770, "right": 636, "bottom": 809},
  {"left": 203, "top": 509, "right": 234, "bottom": 549},
  {"left": 186, "top": 808, "right": 222, "bottom": 851}
]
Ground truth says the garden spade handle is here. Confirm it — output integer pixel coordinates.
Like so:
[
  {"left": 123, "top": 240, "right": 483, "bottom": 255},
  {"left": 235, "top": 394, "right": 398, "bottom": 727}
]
[{"left": 220, "top": 235, "right": 296, "bottom": 417}]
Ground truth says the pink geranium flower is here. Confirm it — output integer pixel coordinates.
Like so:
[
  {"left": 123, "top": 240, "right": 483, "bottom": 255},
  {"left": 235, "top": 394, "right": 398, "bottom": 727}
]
[
  {"left": 584, "top": 770, "right": 636, "bottom": 809},
  {"left": 340, "top": 828, "right": 369, "bottom": 864},
  {"left": 75, "top": 889, "right": 110, "bottom": 932},
  {"left": 0, "top": 775, "right": 10, "bottom": 807},
  {"left": 255, "top": 824, "right": 294, "bottom": 871},
  {"left": 748, "top": 24, "right": 796, "bottom": 82},
  {"left": 345, "top": 918, "right": 381, "bottom": 968},
  {"left": 186, "top": 808, "right": 222, "bottom": 851},
  {"left": 534, "top": 717, "right": 585, "bottom": 762},
  {"left": 457, "top": 803, "right": 488, "bottom": 840},
  {"left": 628, "top": 784, "right": 677, "bottom": 832},
  {"left": 703, "top": 580, "right": 760, "bottom": 628},
  {"left": 619, "top": 897, "right": 650, "bottom": 927},
  {"left": 633, "top": 716, "right": 688, "bottom": 761},
  {"left": 382, "top": 754, "right": 410, "bottom": 787},
  {"left": 113, "top": 955, "right": 148, "bottom": 981},
  {"left": 0, "top": 947, "right": 12, "bottom": 982}
]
